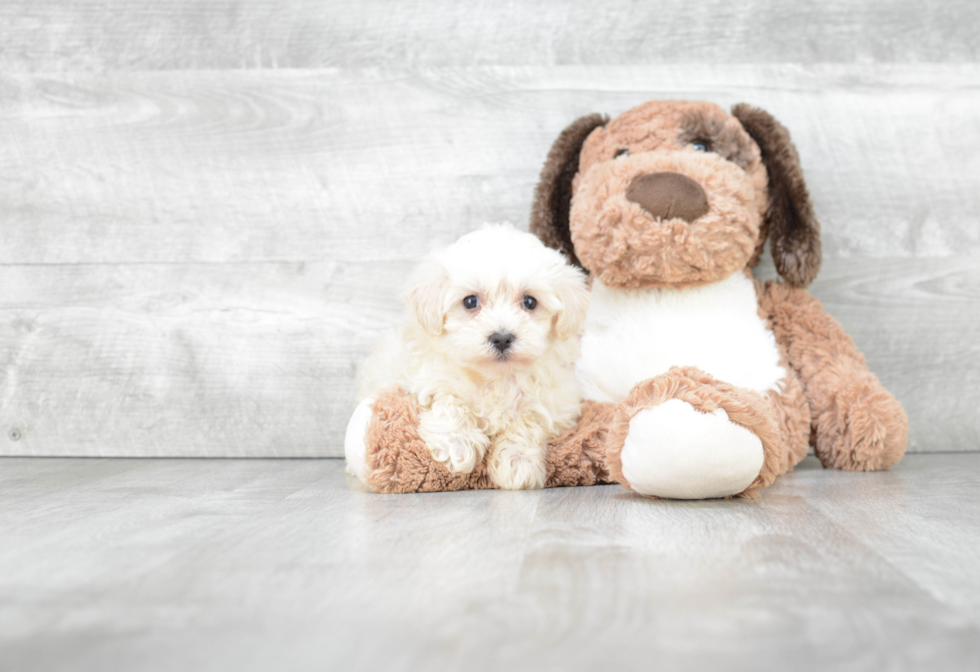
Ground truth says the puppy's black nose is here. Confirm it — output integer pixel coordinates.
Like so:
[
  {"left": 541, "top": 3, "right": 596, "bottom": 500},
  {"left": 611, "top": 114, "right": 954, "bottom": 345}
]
[
  {"left": 489, "top": 331, "right": 515, "bottom": 353},
  {"left": 626, "top": 172, "right": 709, "bottom": 222}
]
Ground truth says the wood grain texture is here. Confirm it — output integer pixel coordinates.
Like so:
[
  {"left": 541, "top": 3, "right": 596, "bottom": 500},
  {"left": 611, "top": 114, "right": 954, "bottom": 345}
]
[
  {"left": 1, "top": 455, "right": 978, "bottom": 671},
  {"left": 2, "top": 255, "right": 976, "bottom": 456},
  {"left": 757, "top": 254, "right": 980, "bottom": 454},
  {"left": 0, "top": 261, "right": 402, "bottom": 456},
  {"left": 2, "top": 66, "right": 978, "bottom": 265},
  {"left": 2, "top": 64, "right": 979, "bottom": 456},
  {"left": 1, "top": 0, "right": 977, "bottom": 71}
]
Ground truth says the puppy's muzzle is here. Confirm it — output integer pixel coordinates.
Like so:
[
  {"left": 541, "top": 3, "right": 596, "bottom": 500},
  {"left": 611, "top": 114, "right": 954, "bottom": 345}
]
[
  {"left": 489, "top": 331, "right": 516, "bottom": 354},
  {"left": 626, "top": 172, "right": 709, "bottom": 222}
]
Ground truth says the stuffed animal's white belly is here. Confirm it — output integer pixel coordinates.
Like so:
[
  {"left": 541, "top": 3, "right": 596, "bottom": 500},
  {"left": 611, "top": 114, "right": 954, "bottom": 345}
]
[{"left": 576, "top": 273, "right": 785, "bottom": 403}]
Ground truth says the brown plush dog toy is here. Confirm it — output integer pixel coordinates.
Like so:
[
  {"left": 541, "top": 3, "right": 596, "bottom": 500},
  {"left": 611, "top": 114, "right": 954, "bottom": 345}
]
[{"left": 346, "top": 100, "right": 908, "bottom": 498}]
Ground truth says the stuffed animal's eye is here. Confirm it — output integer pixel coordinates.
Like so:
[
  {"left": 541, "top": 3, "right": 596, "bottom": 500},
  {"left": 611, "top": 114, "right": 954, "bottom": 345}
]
[
  {"left": 463, "top": 295, "right": 479, "bottom": 310},
  {"left": 692, "top": 141, "right": 709, "bottom": 152},
  {"left": 614, "top": 148, "right": 630, "bottom": 158},
  {"left": 522, "top": 295, "right": 537, "bottom": 310}
]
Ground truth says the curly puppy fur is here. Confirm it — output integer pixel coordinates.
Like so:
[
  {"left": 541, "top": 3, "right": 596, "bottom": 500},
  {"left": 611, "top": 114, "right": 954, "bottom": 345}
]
[
  {"left": 357, "top": 225, "right": 591, "bottom": 490},
  {"left": 362, "top": 388, "right": 614, "bottom": 493}
]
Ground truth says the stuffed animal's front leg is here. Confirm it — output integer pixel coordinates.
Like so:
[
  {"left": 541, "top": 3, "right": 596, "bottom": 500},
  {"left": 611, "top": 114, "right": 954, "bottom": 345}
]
[
  {"left": 345, "top": 388, "right": 615, "bottom": 493},
  {"left": 603, "top": 367, "right": 784, "bottom": 499},
  {"left": 760, "top": 282, "right": 908, "bottom": 471}
]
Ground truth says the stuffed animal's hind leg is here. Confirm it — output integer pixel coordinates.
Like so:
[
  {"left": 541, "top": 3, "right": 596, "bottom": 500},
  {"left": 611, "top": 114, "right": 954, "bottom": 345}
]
[{"left": 759, "top": 282, "right": 908, "bottom": 471}]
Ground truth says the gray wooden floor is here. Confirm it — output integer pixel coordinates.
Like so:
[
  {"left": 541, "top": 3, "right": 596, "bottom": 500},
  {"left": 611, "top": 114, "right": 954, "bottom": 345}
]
[{"left": 2, "top": 455, "right": 979, "bottom": 671}]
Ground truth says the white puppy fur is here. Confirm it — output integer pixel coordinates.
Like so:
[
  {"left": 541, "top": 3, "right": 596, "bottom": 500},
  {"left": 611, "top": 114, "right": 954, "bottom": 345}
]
[{"left": 357, "top": 224, "right": 590, "bottom": 490}]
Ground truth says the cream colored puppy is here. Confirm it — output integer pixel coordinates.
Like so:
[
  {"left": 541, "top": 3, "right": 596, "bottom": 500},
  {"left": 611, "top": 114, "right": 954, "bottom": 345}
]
[{"left": 357, "top": 224, "right": 590, "bottom": 490}]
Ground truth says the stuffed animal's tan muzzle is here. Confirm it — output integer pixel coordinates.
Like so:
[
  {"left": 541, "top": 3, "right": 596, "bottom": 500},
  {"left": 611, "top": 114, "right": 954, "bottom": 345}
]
[{"left": 570, "top": 150, "right": 765, "bottom": 290}]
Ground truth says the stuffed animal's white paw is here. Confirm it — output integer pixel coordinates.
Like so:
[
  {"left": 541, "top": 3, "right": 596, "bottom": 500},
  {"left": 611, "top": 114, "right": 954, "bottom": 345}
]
[
  {"left": 620, "top": 399, "right": 764, "bottom": 499},
  {"left": 344, "top": 397, "right": 374, "bottom": 484}
]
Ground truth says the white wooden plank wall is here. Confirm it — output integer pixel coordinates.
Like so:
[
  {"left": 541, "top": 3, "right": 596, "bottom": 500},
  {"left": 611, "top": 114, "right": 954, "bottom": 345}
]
[{"left": 1, "top": 2, "right": 977, "bottom": 456}]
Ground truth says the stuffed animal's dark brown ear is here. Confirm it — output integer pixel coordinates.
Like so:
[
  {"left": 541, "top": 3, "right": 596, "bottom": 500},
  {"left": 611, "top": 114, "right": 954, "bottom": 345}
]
[
  {"left": 529, "top": 113, "right": 608, "bottom": 268},
  {"left": 732, "top": 103, "right": 822, "bottom": 287}
]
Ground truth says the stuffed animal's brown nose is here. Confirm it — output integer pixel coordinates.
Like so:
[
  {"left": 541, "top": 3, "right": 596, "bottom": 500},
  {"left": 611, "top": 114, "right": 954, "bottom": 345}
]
[{"left": 625, "top": 172, "right": 710, "bottom": 222}]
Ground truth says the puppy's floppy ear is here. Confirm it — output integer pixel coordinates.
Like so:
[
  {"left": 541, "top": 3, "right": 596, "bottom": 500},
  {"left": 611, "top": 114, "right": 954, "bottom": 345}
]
[
  {"left": 529, "top": 114, "right": 608, "bottom": 269},
  {"left": 552, "top": 266, "right": 591, "bottom": 340},
  {"left": 732, "top": 104, "right": 822, "bottom": 287},
  {"left": 404, "top": 258, "right": 449, "bottom": 335}
]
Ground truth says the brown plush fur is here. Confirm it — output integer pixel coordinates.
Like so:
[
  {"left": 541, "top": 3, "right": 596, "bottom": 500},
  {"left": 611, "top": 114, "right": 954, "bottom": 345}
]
[
  {"left": 767, "top": 351, "right": 813, "bottom": 475},
  {"left": 362, "top": 388, "right": 615, "bottom": 493},
  {"left": 603, "top": 366, "right": 784, "bottom": 498},
  {"left": 568, "top": 102, "right": 771, "bottom": 289},
  {"left": 678, "top": 107, "right": 759, "bottom": 171},
  {"left": 355, "top": 99, "right": 907, "bottom": 496},
  {"left": 574, "top": 101, "right": 759, "bottom": 175},
  {"left": 751, "top": 268, "right": 814, "bottom": 475},
  {"left": 571, "top": 149, "right": 767, "bottom": 288},
  {"left": 363, "top": 388, "right": 495, "bottom": 493},
  {"left": 543, "top": 400, "right": 616, "bottom": 488}
]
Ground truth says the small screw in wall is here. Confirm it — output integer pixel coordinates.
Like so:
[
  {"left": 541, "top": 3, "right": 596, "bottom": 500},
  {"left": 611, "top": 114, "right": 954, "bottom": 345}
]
[{"left": 9, "top": 429, "right": 21, "bottom": 441}]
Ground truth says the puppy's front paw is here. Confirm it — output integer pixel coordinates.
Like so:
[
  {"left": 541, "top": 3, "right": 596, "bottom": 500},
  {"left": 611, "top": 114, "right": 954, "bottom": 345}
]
[
  {"left": 418, "top": 402, "right": 490, "bottom": 475},
  {"left": 421, "top": 422, "right": 490, "bottom": 475},
  {"left": 489, "top": 441, "right": 547, "bottom": 490},
  {"left": 429, "top": 434, "right": 485, "bottom": 474}
]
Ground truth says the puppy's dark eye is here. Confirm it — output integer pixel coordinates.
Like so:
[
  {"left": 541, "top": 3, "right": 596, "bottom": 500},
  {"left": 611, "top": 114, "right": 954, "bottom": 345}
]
[
  {"left": 692, "top": 140, "right": 709, "bottom": 152},
  {"left": 463, "top": 295, "right": 479, "bottom": 310},
  {"left": 614, "top": 148, "right": 630, "bottom": 158},
  {"left": 522, "top": 295, "right": 537, "bottom": 310}
]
